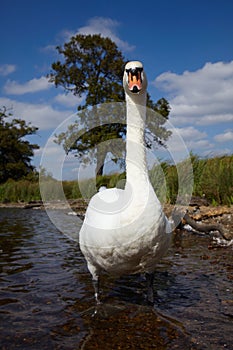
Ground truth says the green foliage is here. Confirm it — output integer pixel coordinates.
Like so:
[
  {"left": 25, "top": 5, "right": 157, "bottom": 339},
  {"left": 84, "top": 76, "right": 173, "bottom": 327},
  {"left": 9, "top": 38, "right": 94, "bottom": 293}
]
[
  {"left": 150, "top": 161, "right": 168, "bottom": 204},
  {"left": 62, "top": 154, "right": 233, "bottom": 206},
  {"left": 0, "top": 179, "right": 40, "bottom": 203},
  {"left": 151, "top": 154, "right": 233, "bottom": 205},
  {"left": 1, "top": 155, "right": 232, "bottom": 206},
  {"left": 0, "top": 107, "right": 39, "bottom": 183},
  {"left": 161, "top": 164, "right": 178, "bottom": 204},
  {"left": 197, "top": 155, "right": 233, "bottom": 205},
  {"left": 189, "top": 152, "right": 206, "bottom": 195}
]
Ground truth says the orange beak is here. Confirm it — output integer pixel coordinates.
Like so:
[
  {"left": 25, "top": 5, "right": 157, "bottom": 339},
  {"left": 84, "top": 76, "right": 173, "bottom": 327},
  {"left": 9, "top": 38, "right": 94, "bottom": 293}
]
[{"left": 128, "top": 71, "right": 142, "bottom": 92}]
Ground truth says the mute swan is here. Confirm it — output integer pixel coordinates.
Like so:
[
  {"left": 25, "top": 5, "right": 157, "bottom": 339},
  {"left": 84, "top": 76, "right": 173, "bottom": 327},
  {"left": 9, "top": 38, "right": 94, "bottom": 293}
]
[{"left": 79, "top": 61, "right": 172, "bottom": 304}]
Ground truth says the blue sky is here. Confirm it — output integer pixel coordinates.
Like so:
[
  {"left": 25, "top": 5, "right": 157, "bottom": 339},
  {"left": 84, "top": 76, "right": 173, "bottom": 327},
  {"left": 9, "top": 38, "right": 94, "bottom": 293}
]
[{"left": 1, "top": 0, "right": 233, "bottom": 179}]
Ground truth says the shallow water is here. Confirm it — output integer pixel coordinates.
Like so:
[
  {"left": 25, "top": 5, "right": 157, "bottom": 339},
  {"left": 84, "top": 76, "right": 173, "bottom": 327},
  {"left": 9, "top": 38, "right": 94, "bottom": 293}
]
[{"left": 0, "top": 208, "right": 232, "bottom": 349}]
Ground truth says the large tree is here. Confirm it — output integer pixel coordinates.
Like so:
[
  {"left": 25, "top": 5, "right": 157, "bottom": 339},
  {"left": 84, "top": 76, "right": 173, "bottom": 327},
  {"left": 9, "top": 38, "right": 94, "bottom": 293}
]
[
  {"left": 0, "top": 107, "right": 39, "bottom": 183},
  {"left": 49, "top": 34, "right": 171, "bottom": 175},
  {"left": 50, "top": 34, "right": 125, "bottom": 106}
]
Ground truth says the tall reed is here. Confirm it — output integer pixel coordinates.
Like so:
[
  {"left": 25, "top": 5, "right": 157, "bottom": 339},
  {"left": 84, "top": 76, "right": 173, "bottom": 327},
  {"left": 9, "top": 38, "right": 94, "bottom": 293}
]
[{"left": 0, "top": 154, "right": 232, "bottom": 205}]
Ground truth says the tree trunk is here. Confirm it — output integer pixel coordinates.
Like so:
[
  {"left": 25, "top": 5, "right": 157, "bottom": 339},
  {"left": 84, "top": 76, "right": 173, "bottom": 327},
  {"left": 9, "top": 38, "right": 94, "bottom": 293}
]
[
  {"left": 96, "top": 144, "right": 108, "bottom": 176},
  {"left": 96, "top": 163, "right": 104, "bottom": 176}
]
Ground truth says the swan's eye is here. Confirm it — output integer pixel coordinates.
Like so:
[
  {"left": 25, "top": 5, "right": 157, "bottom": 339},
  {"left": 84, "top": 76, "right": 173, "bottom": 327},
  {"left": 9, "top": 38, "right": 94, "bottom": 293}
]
[
  {"left": 126, "top": 67, "right": 143, "bottom": 81},
  {"left": 126, "top": 67, "right": 143, "bottom": 74}
]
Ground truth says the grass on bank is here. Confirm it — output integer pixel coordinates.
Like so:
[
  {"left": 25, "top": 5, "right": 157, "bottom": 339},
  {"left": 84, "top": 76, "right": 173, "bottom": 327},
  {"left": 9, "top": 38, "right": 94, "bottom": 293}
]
[{"left": 0, "top": 154, "right": 232, "bottom": 206}]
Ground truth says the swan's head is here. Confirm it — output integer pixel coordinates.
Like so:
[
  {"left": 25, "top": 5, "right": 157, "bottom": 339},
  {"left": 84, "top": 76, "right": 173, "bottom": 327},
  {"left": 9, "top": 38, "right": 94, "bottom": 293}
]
[{"left": 123, "top": 61, "right": 147, "bottom": 95}]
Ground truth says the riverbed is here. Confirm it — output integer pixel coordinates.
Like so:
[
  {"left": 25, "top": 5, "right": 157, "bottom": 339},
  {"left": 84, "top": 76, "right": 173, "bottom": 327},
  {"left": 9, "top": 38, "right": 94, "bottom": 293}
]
[{"left": 0, "top": 208, "right": 232, "bottom": 349}]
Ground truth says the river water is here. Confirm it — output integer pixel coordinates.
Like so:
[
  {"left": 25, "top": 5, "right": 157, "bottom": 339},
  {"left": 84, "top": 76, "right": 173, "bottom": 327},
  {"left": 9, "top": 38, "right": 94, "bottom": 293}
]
[{"left": 0, "top": 208, "right": 232, "bottom": 349}]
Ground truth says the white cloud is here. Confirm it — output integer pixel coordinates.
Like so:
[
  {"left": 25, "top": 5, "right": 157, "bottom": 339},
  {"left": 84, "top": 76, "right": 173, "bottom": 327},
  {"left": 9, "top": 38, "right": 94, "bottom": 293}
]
[
  {"left": 0, "top": 64, "right": 16, "bottom": 76},
  {"left": 54, "top": 93, "right": 84, "bottom": 108},
  {"left": 57, "top": 17, "right": 134, "bottom": 53},
  {"left": 201, "top": 148, "right": 232, "bottom": 158},
  {"left": 40, "top": 44, "right": 57, "bottom": 54},
  {"left": 185, "top": 139, "right": 214, "bottom": 151},
  {"left": 0, "top": 97, "right": 73, "bottom": 130},
  {"left": 214, "top": 130, "right": 233, "bottom": 143},
  {"left": 155, "top": 61, "right": 233, "bottom": 126},
  {"left": 164, "top": 126, "right": 213, "bottom": 154},
  {"left": 175, "top": 126, "right": 207, "bottom": 140},
  {"left": 196, "top": 113, "right": 233, "bottom": 126},
  {"left": 78, "top": 17, "right": 134, "bottom": 52},
  {"left": 4, "top": 76, "right": 52, "bottom": 95}
]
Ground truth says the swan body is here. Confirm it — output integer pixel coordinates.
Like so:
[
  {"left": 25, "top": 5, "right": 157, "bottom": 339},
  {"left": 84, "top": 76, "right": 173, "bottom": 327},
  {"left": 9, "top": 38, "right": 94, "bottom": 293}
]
[{"left": 79, "top": 61, "right": 172, "bottom": 302}]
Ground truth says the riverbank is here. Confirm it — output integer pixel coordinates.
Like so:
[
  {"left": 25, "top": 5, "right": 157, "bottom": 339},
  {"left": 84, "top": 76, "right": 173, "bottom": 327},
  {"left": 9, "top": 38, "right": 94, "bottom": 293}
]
[
  {"left": 1, "top": 199, "right": 233, "bottom": 240},
  {"left": 0, "top": 199, "right": 87, "bottom": 211}
]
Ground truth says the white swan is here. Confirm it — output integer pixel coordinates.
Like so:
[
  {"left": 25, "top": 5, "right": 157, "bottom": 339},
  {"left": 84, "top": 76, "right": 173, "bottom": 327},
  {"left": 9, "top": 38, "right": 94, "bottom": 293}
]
[{"left": 79, "top": 61, "right": 172, "bottom": 303}]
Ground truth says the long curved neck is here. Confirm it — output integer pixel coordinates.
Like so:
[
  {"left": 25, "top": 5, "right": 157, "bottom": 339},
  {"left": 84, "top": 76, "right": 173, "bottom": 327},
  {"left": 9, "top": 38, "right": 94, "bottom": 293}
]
[{"left": 125, "top": 92, "right": 149, "bottom": 187}]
